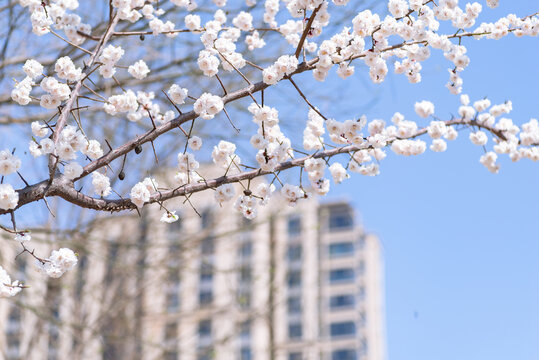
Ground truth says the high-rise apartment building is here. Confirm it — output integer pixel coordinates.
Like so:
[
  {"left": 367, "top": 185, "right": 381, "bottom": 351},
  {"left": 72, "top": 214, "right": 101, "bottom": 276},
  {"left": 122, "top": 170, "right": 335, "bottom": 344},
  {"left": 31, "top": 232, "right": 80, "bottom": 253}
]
[{"left": 0, "top": 176, "right": 385, "bottom": 360}]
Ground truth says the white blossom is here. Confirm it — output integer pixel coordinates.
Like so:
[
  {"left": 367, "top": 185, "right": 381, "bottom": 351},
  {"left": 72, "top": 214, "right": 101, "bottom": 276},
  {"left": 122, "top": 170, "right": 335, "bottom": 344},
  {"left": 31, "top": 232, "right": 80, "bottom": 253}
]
[
  {"left": 55, "top": 56, "right": 82, "bottom": 81},
  {"left": 128, "top": 60, "right": 150, "bottom": 79},
  {"left": 281, "top": 184, "right": 304, "bottom": 207},
  {"left": 92, "top": 172, "right": 111, "bottom": 197},
  {"left": 0, "top": 266, "right": 22, "bottom": 297},
  {"left": 0, "top": 184, "right": 18, "bottom": 210},
  {"left": 486, "top": 0, "right": 499, "bottom": 8},
  {"left": 0, "top": 150, "right": 21, "bottom": 176},
  {"left": 185, "top": 14, "right": 201, "bottom": 30},
  {"left": 415, "top": 100, "right": 435, "bottom": 118},
  {"left": 83, "top": 140, "right": 103, "bottom": 159},
  {"left": 188, "top": 136, "right": 202, "bottom": 151},
  {"left": 64, "top": 162, "right": 83, "bottom": 180},
  {"left": 430, "top": 139, "right": 448, "bottom": 152},
  {"left": 480, "top": 151, "right": 499, "bottom": 173},
  {"left": 469, "top": 131, "right": 488, "bottom": 145},
  {"left": 427, "top": 121, "right": 448, "bottom": 139},
  {"left": 31, "top": 121, "right": 48, "bottom": 137},
  {"left": 36, "top": 248, "right": 78, "bottom": 278},
  {"left": 329, "top": 162, "right": 349, "bottom": 184},
  {"left": 160, "top": 211, "right": 179, "bottom": 223},
  {"left": 233, "top": 11, "right": 253, "bottom": 31},
  {"left": 214, "top": 184, "right": 235, "bottom": 204},
  {"left": 130, "top": 182, "right": 151, "bottom": 208},
  {"left": 168, "top": 84, "right": 188, "bottom": 104},
  {"left": 23, "top": 59, "right": 43, "bottom": 79},
  {"left": 193, "top": 93, "right": 224, "bottom": 120},
  {"left": 14, "top": 232, "right": 31, "bottom": 243}
]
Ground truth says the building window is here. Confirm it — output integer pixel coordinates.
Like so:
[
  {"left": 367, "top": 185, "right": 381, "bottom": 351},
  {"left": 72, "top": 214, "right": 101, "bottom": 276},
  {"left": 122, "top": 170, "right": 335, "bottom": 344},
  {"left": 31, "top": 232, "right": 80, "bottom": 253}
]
[
  {"left": 329, "top": 268, "right": 355, "bottom": 283},
  {"left": 201, "top": 210, "right": 213, "bottom": 229},
  {"left": 287, "top": 270, "right": 302, "bottom": 287},
  {"left": 332, "top": 349, "right": 357, "bottom": 360},
  {"left": 168, "top": 244, "right": 181, "bottom": 267},
  {"left": 105, "top": 242, "right": 119, "bottom": 284},
  {"left": 200, "top": 262, "right": 213, "bottom": 282},
  {"left": 6, "top": 306, "right": 21, "bottom": 360},
  {"left": 14, "top": 257, "right": 26, "bottom": 281},
  {"left": 287, "top": 245, "right": 302, "bottom": 261},
  {"left": 164, "top": 322, "right": 178, "bottom": 356},
  {"left": 240, "top": 320, "right": 251, "bottom": 339},
  {"left": 237, "top": 288, "right": 251, "bottom": 309},
  {"left": 287, "top": 216, "right": 301, "bottom": 236},
  {"left": 197, "top": 348, "right": 214, "bottom": 360},
  {"left": 7, "top": 306, "right": 21, "bottom": 334},
  {"left": 240, "top": 348, "right": 252, "bottom": 360},
  {"left": 166, "top": 292, "right": 180, "bottom": 313},
  {"left": 328, "top": 206, "right": 354, "bottom": 231},
  {"left": 238, "top": 321, "right": 252, "bottom": 359},
  {"left": 288, "top": 352, "right": 302, "bottom": 360},
  {"left": 239, "top": 242, "right": 252, "bottom": 258},
  {"left": 201, "top": 236, "right": 214, "bottom": 255},
  {"left": 166, "top": 271, "right": 180, "bottom": 312},
  {"left": 165, "top": 322, "right": 177, "bottom": 339},
  {"left": 239, "top": 266, "right": 252, "bottom": 283},
  {"left": 330, "top": 321, "right": 356, "bottom": 337},
  {"left": 6, "top": 335, "right": 20, "bottom": 359},
  {"left": 288, "top": 322, "right": 302, "bottom": 340},
  {"left": 47, "top": 283, "right": 61, "bottom": 360},
  {"left": 75, "top": 255, "right": 86, "bottom": 300},
  {"left": 199, "top": 290, "right": 213, "bottom": 306},
  {"left": 288, "top": 296, "right": 302, "bottom": 314},
  {"left": 199, "top": 319, "right": 212, "bottom": 338},
  {"left": 329, "top": 294, "right": 355, "bottom": 310},
  {"left": 164, "top": 352, "right": 178, "bottom": 360},
  {"left": 329, "top": 242, "right": 354, "bottom": 257}
]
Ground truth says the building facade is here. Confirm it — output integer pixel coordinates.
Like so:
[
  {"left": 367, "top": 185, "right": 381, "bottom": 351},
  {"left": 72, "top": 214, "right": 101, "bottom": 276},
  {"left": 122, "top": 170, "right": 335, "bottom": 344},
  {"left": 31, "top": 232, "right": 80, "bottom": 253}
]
[{"left": 0, "top": 182, "right": 385, "bottom": 360}]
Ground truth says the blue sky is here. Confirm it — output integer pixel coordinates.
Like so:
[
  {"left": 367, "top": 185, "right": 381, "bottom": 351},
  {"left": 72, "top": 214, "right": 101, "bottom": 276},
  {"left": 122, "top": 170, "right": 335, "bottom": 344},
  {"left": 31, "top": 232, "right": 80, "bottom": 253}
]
[{"left": 317, "top": 2, "right": 539, "bottom": 359}]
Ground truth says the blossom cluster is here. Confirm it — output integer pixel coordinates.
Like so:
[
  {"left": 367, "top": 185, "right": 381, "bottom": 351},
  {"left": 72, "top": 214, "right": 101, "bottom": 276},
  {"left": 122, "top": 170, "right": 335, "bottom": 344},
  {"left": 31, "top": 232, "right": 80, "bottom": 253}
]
[
  {"left": 212, "top": 140, "right": 240, "bottom": 170},
  {"left": 0, "top": 266, "right": 22, "bottom": 298},
  {"left": 130, "top": 177, "right": 159, "bottom": 208},
  {"left": 12, "top": 56, "right": 79, "bottom": 109},
  {"left": 193, "top": 93, "right": 224, "bottom": 120},
  {"left": 19, "top": 0, "right": 90, "bottom": 43},
  {"left": 262, "top": 55, "right": 299, "bottom": 85},
  {"left": 248, "top": 103, "right": 294, "bottom": 173},
  {"left": 99, "top": 45, "right": 125, "bottom": 79},
  {"left": 0, "top": 150, "right": 22, "bottom": 210},
  {"left": 0, "top": 150, "right": 22, "bottom": 176},
  {"left": 28, "top": 121, "right": 102, "bottom": 183},
  {"left": 232, "top": 182, "right": 276, "bottom": 219},
  {"left": 193, "top": 9, "right": 257, "bottom": 77},
  {"left": 36, "top": 248, "right": 78, "bottom": 278}
]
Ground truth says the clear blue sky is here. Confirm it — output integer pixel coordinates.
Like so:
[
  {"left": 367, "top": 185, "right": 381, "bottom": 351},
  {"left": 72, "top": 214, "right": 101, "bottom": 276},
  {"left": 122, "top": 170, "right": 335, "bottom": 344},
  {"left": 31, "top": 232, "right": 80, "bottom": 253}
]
[{"left": 313, "top": 2, "right": 539, "bottom": 359}]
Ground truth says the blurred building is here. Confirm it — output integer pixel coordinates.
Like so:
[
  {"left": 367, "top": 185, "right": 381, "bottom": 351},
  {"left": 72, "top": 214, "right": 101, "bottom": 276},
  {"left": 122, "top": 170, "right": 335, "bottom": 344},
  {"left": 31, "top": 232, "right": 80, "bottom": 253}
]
[{"left": 0, "top": 181, "right": 385, "bottom": 360}]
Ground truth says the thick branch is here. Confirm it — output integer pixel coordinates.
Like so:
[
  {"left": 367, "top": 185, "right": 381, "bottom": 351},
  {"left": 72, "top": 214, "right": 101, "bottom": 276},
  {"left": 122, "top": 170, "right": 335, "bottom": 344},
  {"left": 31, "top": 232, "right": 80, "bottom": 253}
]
[{"left": 1, "top": 115, "right": 525, "bottom": 216}]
